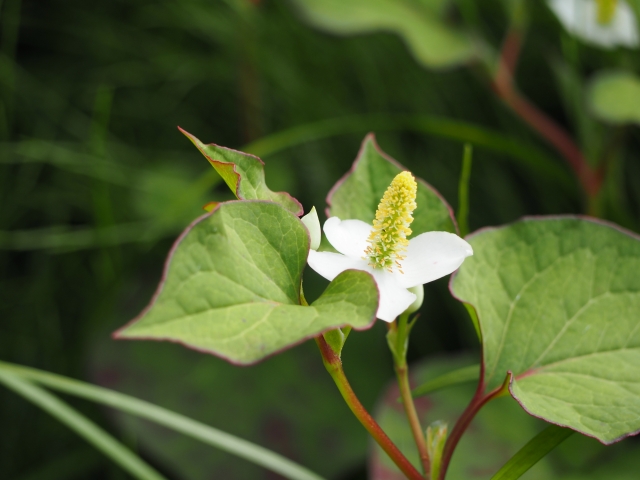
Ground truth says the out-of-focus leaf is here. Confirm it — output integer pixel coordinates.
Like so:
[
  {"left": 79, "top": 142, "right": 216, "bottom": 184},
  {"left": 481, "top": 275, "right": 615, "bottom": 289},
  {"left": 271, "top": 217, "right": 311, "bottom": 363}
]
[
  {"left": 588, "top": 70, "right": 640, "bottom": 125},
  {"left": 491, "top": 425, "right": 573, "bottom": 480},
  {"left": 180, "top": 128, "right": 303, "bottom": 216},
  {"left": 451, "top": 217, "right": 640, "bottom": 444},
  {"left": 411, "top": 364, "right": 479, "bottom": 397},
  {"left": 133, "top": 162, "right": 215, "bottom": 229},
  {"left": 92, "top": 324, "right": 393, "bottom": 479},
  {"left": 327, "top": 133, "right": 456, "bottom": 235},
  {"left": 243, "top": 115, "right": 575, "bottom": 192},
  {"left": 115, "top": 201, "right": 378, "bottom": 365},
  {"left": 288, "top": 0, "right": 475, "bottom": 69}
]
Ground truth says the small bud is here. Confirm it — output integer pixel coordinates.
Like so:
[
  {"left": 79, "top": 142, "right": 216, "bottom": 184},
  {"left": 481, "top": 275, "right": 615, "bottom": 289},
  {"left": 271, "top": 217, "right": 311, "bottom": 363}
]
[
  {"left": 405, "top": 285, "right": 424, "bottom": 314},
  {"left": 301, "top": 206, "right": 321, "bottom": 251},
  {"left": 426, "top": 420, "right": 448, "bottom": 480}
]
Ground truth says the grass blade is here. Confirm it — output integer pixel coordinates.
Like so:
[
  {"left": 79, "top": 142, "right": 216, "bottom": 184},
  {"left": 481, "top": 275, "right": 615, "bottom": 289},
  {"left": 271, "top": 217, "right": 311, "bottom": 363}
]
[
  {"left": 411, "top": 364, "right": 479, "bottom": 398},
  {"left": 242, "top": 114, "right": 575, "bottom": 191},
  {"left": 490, "top": 424, "right": 574, "bottom": 480},
  {"left": 0, "top": 361, "right": 326, "bottom": 480},
  {"left": 0, "top": 370, "right": 166, "bottom": 480}
]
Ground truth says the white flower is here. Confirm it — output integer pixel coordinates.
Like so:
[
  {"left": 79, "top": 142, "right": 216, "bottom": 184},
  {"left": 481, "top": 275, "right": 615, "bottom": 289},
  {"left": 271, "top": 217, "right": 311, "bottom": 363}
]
[
  {"left": 548, "top": 0, "right": 639, "bottom": 49},
  {"left": 306, "top": 172, "right": 473, "bottom": 322}
]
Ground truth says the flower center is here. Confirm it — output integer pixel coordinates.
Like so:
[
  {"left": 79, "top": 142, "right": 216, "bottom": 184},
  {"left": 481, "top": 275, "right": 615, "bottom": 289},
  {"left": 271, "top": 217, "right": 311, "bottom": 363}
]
[
  {"left": 364, "top": 171, "right": 417, "bottom": 272},
  {"left": 596, "top": 0, "right": 617, "bottom": 25}
]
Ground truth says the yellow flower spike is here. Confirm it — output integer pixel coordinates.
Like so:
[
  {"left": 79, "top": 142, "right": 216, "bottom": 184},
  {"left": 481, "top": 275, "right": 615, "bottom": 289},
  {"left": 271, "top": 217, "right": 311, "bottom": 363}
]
[
  {"left": 365, "top": 171, "right": 417, "bottom": 272},
  {"left": 596, "top": 0, "right": 618, "bottom": 25}
]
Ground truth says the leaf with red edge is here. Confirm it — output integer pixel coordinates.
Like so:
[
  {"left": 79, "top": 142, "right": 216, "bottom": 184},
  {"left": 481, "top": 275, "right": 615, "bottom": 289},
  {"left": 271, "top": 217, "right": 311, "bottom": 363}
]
[
  {"left": 327, "top": 133, "right": 456, "bottom": 235},
  {"left": 451, "top": 217, "right": 640, "bottom": 445},
  {"left": 180, "top": 127, "right": 303, "bottom": 216},
  {"left": 114, "top": 200, "right": 378, "bottom": 365}
]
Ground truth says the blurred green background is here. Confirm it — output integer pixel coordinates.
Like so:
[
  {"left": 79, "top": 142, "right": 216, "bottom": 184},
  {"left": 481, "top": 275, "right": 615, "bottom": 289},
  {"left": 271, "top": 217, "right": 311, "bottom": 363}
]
[{"left": 1, "top": 0, "right": 639, "bottom": 479}]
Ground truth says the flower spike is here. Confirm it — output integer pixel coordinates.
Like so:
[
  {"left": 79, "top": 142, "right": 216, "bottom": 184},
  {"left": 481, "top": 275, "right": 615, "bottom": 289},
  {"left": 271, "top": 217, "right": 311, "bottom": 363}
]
[{"left": 365, "top": 171, "right": 417, "bottom": 272}]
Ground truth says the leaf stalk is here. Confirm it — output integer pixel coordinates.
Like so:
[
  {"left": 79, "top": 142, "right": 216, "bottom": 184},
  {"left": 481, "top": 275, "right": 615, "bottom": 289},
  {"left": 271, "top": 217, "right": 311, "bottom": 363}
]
[
  {"left": 390, "top": 313, "right": 431, "bottom": 477},
  {"left": 315, "top": 335, "right": 423, "bottom": 480},
  {"left": 437, "top": 371, "right": 512, "bottom": 480}
]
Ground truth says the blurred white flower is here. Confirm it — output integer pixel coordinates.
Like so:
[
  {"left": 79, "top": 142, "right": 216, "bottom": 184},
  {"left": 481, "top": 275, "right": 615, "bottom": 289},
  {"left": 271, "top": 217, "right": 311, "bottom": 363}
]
[{"left": 548, "top": 0, "right": 639, "bottom": 49}]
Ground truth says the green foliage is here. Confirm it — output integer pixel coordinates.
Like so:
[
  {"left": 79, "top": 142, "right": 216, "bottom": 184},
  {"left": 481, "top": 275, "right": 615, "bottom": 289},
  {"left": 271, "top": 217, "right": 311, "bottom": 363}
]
[
  {"left": 116, "top": 201, "right": 378, "bottom": 364},
  {"left": 451, "top": 218, "right": 640, "bottom": 444},
  {"left": 0, "top": 360, "right": 326, "bottom": 480},
  {"left": 5, "top": 0, "right": 640, "bottom": 477},
  {"left": 328, "top": 134, "right": 456, "bottom": 234},
  {"left": 372, "top": 356, "right": 556, "bottom": 479},
  {"left": 89, "top": 328, "right": 392, "bottom": 479},
  {"left": 288, "top": 0, "right": 475, "bottom": 68},
  {"left": 180, "top": 128, "right": 303, "bottom": 215},
  {"left": 0, "top": 371, "right": 167, "bottom": 480},
  {"left": 373, "top": 356, "right": 640, "bottom": 479},
  {"left": 588, "top": 70, "right": 640, "bottom": 125},
  {"left": 491, "top": 425, "right": 573, "bottom": 480}
]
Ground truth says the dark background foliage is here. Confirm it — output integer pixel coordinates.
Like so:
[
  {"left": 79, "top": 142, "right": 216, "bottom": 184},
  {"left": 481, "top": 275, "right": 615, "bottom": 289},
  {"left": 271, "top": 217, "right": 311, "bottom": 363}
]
[{"left": 1, "top": 0, "right": 639, "bottom": 479}]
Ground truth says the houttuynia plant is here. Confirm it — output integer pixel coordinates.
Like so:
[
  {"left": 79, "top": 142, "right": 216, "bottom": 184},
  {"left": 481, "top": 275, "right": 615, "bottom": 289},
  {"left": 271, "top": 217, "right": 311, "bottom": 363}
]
[
  {"left": 112, "top": 130, "right": 640, "bottom": 480},
  {"left": 4, "top": 2, "right": 640, "bottom": 480}
]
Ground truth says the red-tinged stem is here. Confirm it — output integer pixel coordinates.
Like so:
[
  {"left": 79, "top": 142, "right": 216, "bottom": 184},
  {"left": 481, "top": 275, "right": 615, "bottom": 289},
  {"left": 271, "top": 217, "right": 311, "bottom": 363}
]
[
  {"left": 437, "top": 367, "right": 511, "bottom": 480},
  {"left": 315, "top": 336, "right": 424, "bottom": 480},
  {"left": 492, "top": 27, "right": 603, "bottom": 200}
]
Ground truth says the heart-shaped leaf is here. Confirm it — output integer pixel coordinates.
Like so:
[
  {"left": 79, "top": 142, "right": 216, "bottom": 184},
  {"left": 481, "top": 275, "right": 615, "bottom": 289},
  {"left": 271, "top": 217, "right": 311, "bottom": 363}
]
[
  {"left": 115, "top": 200, "right": 378, "bottom": 364},
  {"left": 328, "top": 133, "right": 456, "bottom": 235},
  {"left": 451, "top": 217, "right": 640, "bottom": 444},
  {"left": 289, "top": 0, "right": 475, "bottom": 69},
  {"left": 588, "top": 70, "right": 640, "bottom": 125},
  {"left": 180, "top": 128, "right": 303, "bottom": 216}
]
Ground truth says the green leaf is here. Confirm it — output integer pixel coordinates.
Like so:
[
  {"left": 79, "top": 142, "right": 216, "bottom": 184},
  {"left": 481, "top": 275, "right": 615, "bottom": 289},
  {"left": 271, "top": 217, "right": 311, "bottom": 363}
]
[
  {"left": 491, "top": 425, "right": 573, "bottom": 480},
  {"left": 451, "top": 217, "right": 640, "bottom": 444},
  {"left": 288, "top": 0, "right": 475, "bottom": 69},
  {"left": 328, "top": 133, "right": 456, "bottom": 234},
  {"left": 180, "top": 128, "right": 303, "bottom": 216},
  {"left": 588, "top": 70, "right": 640, "bottom": 125},
  {"left": 115, "top": 201, "right": 378, "bottom": 364}
]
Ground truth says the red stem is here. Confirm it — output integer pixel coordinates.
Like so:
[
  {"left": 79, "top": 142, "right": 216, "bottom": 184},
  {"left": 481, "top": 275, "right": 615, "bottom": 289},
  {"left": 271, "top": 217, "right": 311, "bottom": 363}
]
[
  {"left": 492, "top": 27, "right": 603, "bottom": 199},
  {"left": 315, "top": 336, "right": 424, "bottom": 480},
  {"left": 437, "top": 381, "right": 505, "bottom": 480}
]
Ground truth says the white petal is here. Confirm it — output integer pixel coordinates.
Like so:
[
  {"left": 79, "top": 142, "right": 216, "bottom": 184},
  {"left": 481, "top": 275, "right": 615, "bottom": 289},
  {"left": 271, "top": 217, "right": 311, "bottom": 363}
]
[
  {"left": 370, "top": 270, "right": 416, "bottom": 322},
  {"left": 548, "top": 0, "right": 639, "bottom": 49},
  {"left": 395, "top": 232, "right": 473, "bottom": 289},
  {"left": 301, "top": 207, "right": 321, "bottom": 251},
  {"left": 307, "top": 250, "right": 369, "bottom": 282},
  {"left": 323, "top": 217, "right": 372, "bottom": 258}
]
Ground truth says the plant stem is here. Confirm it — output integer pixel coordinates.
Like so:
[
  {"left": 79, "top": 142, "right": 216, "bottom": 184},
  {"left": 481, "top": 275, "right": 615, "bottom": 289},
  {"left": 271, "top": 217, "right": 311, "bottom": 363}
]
[
  {"left": 456, "top": 144, "right": 473, "bottom": 238},
  {"left": 492, "top": 26, "right": 603, "bottom": 201},
  {"left": 437, "top": 372, "right": 511, "bottom": 480},
  {"left": 392, "top": 315, "right": 431, "bottom": 477},
  {"left": 315, "top": 336, "right": 423, "bottom": 480}
]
